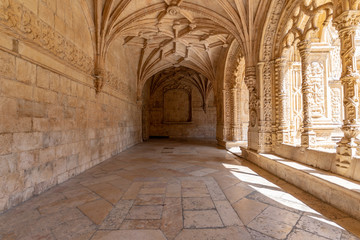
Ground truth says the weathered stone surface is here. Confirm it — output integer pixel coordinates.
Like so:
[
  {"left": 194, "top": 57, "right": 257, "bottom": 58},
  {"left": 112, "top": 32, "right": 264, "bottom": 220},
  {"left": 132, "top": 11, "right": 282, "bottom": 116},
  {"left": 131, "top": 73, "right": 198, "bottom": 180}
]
[
  {"left": 175, "top": 226, "right": 252, "bottom": 240},
  {"left": 183, "top": 210, "right": 224, "bottom": 228},
  {"left": 126, "top": 206, "right": 163, "bottom": 220},
  {"left": 100, "top": 200, "right": 133, "bottom": 230},
  {"left": 0, "top": 139, "right": 358, "bottom": 240},
  {"left": 182, "top": 197, "right": 215, "bottom": 210},
  {"left": 78, "top": 199, "right": 113, "bottom": 225},
  {"left": 92, "top": 230, "right": 167, "bottom": 240},
  {"left": 0, "top": 1, "right": 360, "bottom": 238},
  {"left": 161, "top": 198, "right": 183, "bottom": 240}
]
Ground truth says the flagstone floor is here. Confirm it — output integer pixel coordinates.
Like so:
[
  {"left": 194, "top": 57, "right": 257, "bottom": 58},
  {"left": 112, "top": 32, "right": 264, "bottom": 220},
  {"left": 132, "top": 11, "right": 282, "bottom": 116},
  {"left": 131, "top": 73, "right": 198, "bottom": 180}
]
[{"left": 0, "top": 138, "right": 359, "bottom": 240}]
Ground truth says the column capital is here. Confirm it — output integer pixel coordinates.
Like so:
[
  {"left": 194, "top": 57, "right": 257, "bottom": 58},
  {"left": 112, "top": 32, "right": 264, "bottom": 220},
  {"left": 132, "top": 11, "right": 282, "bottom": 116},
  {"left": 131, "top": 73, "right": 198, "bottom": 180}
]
[
  {"left": 94, "top": 66, "right": 105, "bottom": 94},
  {"left": 275, "top": 58, "right": 288, "bottom": 73},
  {"left": 333, "top": 10, "right": 360, "bottom": 31},
  {"left": 275, "top": 57, "right": 287, "bottom": 63},
  {"left": 244, "top": 66, "right": 256, "bottom": 90},
  {"left": 297, "top": 40, "right": 312, "bottom": 55}
]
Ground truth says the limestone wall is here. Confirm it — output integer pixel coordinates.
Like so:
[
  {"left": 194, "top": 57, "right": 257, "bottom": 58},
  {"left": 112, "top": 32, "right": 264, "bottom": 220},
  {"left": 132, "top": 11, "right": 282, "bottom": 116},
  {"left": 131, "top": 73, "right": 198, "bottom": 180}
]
[
  {"left": 0, "top": 0, "right": 141, "bottom": 212},
  {"left": 146, "top": 82, "right": 216, "bottom": 139}
]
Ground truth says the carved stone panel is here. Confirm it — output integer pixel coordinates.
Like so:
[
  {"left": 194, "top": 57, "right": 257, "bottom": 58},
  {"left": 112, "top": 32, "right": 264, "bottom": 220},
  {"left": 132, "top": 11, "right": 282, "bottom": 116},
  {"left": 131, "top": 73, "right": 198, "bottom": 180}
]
[{"left": 309, "top": 62, "right": 326, "bottom": 119}]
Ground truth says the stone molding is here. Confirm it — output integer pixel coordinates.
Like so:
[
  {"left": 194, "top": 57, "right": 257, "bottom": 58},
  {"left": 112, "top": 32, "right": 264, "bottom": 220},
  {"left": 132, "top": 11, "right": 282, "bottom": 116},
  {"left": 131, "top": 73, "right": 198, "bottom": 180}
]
[{"left": 0, "top": 0, "right": 93, "bottom": 75}]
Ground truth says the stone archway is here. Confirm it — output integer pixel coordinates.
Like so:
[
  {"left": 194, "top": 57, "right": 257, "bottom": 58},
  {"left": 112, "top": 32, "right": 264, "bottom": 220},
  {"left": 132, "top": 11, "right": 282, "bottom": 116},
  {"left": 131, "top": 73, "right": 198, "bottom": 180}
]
[{"left": 141, "top": 67, "right": 216, "bottom": 139}]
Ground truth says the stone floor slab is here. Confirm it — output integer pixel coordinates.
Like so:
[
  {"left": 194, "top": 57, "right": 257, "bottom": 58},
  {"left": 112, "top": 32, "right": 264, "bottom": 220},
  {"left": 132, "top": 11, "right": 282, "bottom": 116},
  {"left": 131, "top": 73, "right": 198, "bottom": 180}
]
[
  {"left": 0, "top": 139, "right": 359, "bottom": 240},
  {"left": 77, "top": 199, "right": 113, "bottom": 225},
  {"left": 183, "top": 210, "right": 224, "bottom": 228},
  {"left": 182, "top": 197, "right": 215, "bottom": 210},
  {"left": 100, "top": 200, "right": 134, "bottom": 230},
  {"left": 288, "top": 229, "right": 330, "bottom": 240},
  {"left": 120, "top": 220, "right": 161, "bottom": 230},
  {"left": 214, "top": 200, "right": 243, "bottom": 226},
  {"left": 247, "top": 215, "right": 295, "bottom": 239},
  {"left": 92, "top": 230, "right": 167, "bottom": 240},
  {"left": 233, "top": 197, "right": 268, "bottom": 225},
  {"left": 161, "top": 198, "right": 183, "bottom": 240},
  {"left": 182, "top": 187, "right": 210, "bottom": 198},
  {"left": 175, "top": 226, "right": 252, "bottom": 240},
  {"left": 295, "top": 215, "right": 343, "bottom": 240},
  {"left": 126, "top": 205, "right": 163, "bottom": 220},
  {"left": 135, "top": 195, "right": 164, "bottom": 206}
]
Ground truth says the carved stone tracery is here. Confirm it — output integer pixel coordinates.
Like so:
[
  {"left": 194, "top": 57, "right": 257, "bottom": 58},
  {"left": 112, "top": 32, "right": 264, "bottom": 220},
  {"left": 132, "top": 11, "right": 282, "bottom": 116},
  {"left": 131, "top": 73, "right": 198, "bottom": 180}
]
[{"left": 333, "top": 9, "right": 360, "bottom": 174}]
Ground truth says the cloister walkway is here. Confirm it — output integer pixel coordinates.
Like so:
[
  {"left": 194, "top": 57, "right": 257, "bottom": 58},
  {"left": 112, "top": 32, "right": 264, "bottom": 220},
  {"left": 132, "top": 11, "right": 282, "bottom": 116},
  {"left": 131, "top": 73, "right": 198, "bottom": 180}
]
[{"left": 0, "top": 139, "right": 359, "bottom": 240}]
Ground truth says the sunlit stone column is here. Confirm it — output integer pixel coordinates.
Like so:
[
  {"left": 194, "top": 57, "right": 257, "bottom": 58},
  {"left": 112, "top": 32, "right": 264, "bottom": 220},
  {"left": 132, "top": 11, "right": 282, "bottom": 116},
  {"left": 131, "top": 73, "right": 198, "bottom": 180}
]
[
  {"left": 275, "top": 58, "right": 289, "bottom": 144},
  {"left": 333, "top": 11, "right": 360, "bottom": 174},
  {"left": 297, "top": 40, "right": 316, "bottom": 148}
]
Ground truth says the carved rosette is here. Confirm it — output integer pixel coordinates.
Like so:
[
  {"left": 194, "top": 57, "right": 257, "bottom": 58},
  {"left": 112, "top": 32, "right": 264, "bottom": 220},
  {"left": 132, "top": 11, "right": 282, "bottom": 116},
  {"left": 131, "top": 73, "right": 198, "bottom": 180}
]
[
  {"left": 297, "top": 40, "right": 316, "bottom": 148},
  {"left": 333, "top": 10, "right": 360, "bottom": 173},
  {"left": 275, "top": 58, "right": 289, "bottom": 144}
]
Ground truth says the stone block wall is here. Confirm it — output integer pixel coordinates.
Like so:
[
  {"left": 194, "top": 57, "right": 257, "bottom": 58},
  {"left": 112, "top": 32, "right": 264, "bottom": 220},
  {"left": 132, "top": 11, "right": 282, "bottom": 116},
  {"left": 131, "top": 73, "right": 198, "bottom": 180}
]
[
  {"left": 0, "top": 47, "right": 141, "bottom": 212},
  {"left": 147, "top": 85, "right": 216, "bottom": 138},
  {"left": 0, "top": 0, "right": 142, "bottom": 212}
]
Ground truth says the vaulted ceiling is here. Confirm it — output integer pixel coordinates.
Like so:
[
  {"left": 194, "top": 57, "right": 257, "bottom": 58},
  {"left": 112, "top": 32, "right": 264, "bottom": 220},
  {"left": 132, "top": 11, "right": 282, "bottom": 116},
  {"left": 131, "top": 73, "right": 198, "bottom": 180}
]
[{"left": 86, "top": 0, "right": 272, "bottom": 90}]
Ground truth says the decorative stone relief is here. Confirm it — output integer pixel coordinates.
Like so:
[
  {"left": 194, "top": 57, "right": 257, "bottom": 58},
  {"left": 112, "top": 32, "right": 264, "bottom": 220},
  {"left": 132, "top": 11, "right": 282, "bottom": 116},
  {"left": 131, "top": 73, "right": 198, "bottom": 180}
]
[
  {"left": 287, "top": 61, "right": 303, "bottom": 145},
  {"left": 104, "top": 71, "right": 133, "bottom": 99},
  {"left": 275, "top": 58, "right": 290, "bottom": 144},
  {"left": 309, "top": 62, "right": 326, "bottom": 118},
  {"left": 245, "top": 66, "right": 259, "bottom": 129},
  {"left": 331, "top": 88, "right": 341, "bottom": 123},
  {"left": 0, "top": 0, "right": 93, "bottom": 74},
  {"left": 298, "top": 41, "right": 317, "bottom": 148}
]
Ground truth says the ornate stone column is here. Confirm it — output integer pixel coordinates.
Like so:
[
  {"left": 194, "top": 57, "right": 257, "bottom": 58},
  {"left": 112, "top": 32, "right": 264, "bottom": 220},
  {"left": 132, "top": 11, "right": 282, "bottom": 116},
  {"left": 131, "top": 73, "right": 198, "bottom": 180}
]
[
  {"left": 297, "top": 40, "right": 316, "bottom": 148},
  {"left": 257, "top": 61, "right": 273, "bottom": 153},
  {"left": 275, "top": 58, "right": 290, "bottom": 144},
  {"left": 244, "top": 66, "right": 259, "bottom": 150},
  {"left": 333, "top": 11, "right": 360, "bottom": 174},
  {"left": 229, "top": 87, "right": 240, "bottom": 141}
]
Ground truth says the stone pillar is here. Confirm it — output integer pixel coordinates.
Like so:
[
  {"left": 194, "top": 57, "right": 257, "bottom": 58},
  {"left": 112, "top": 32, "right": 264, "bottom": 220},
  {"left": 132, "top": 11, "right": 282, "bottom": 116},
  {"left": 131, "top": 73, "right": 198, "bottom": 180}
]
[
  {"left": 275, "top": 58, "right": 289, "bottom": 144},
  {"left": 257, "top": 61, "right": 273, "bottom": 153},
  {"left": 333, "top": 11, "right": 360, "bottom": 174},
  {"left": 298, "top": 40, "right": 316, "bottom": 148},
  {"left": 229, "top": 87, "right": 240, "bottom": 141},
  {"left": 244, "top": 66, "right": 259, "bottom": 150}
]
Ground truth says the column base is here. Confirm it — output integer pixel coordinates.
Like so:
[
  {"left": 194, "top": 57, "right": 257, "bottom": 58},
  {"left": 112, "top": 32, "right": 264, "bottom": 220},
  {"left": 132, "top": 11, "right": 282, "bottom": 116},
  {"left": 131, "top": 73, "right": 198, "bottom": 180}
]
[
  {"left": 276, "top": 130, "right": 289, "bottom": 144},
  {"left": 301, "top": 131, "right": 316, "bottom": 148},
  {"left": 217, "top": 140, "right": 247, "bottom": 149},
  {"left": 334, "top": 137, "right": 358, "bottom": 176}
]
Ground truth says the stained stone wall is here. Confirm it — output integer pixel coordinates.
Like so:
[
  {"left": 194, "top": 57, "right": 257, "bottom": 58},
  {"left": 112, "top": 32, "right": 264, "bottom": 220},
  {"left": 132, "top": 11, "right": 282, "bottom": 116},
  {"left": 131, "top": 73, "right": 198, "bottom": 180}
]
[{"left": 0, "top": 0, "right": 141, "bottom": 212}]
